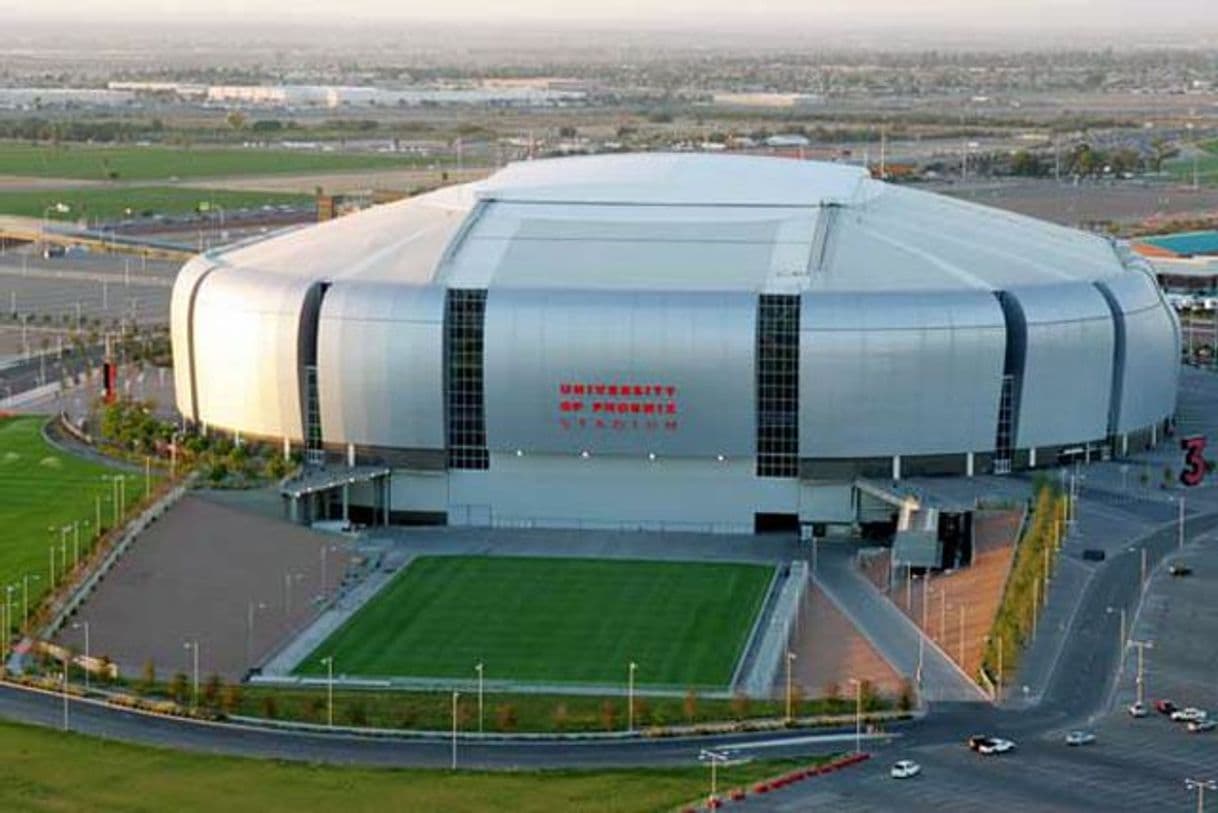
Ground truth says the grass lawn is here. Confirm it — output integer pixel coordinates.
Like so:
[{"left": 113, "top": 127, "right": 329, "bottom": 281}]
[
  {"left": 0, "top": 186, "right": 311, "bottom": 222},
  {"left": 0, "top": 142, "right": 447, "bottom": 181},
  {"left": 296, "top": 556, "right": 773, "bottom": 689},
  {"left": 0, "top": 415, "right": 137, "bottom": 632},
  {"left": 0, "top": 718, "right": 816, "bottom": 813}
]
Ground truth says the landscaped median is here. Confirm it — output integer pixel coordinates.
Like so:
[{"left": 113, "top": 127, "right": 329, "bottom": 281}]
[
  {"left": 680, "top": 752, "right": 871, "bottom": 812},
  {"left": 980, "top": 479, "right": 1068, "bottom": 697}
]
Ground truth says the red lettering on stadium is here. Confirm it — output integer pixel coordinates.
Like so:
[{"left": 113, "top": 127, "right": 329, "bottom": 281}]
[{"left": 556, "top": 381, "right": 680, "bottom": 432}]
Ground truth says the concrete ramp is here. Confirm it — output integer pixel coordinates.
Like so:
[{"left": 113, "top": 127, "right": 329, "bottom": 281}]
[
  {"left": 813, "top": 546, "right": 987, "bottom": 703},
  {"left": 736, "top": 561, "right": 808, "bottom": 698}
]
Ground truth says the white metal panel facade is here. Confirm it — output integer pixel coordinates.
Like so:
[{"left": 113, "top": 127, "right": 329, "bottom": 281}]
[
  {"left": 1014, "top": 282, "right": 1114, "bottom": 448},
  {"left": 190, "top": 270, "right": 313, "bottom": 440},
  {"left": 169, "top": 254, "right": 217, "bottom": 423},
  {"left": 316, "top": 282, "right": 446, "bottom": 450},
  {"left": 483, "top": 289, "right": 756, "bottom": 458},
  {"left": 1105, "top": 270, "right": 1180, "bottom": 433},
  {"left": 799, "top": 291, "right": 1006, "bottom": 458}
]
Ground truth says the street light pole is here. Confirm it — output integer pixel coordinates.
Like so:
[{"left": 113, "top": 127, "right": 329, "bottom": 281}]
[
  {"left": 1179, "top": 496, "right": 1186, "bottom": 551},
  {"left": 321, "top": 656, "right": 334, "bottom": 728},
  {"left": 848, "top": 677, "right": 862, "bottom": 754},
  {"left": 627, "top": 661, "right": 638, "bottom": 733},
  {"left": 245, "top": 601, "right": 267, "bottom": 667},
  {"left": 785, "top": 650, "right": 796, "bottom": 722},
  {"left": 1186, "top": 779, "right": 1216, "bottom": 813},
  {"left": 61, "top": 648, "right": 70, "bottom": 731},
  {"left": 475, "top": 662, "right": 484, "bottom": 735},
  {"left": 958, "top": 604, "right": 966, "bottom": 666},
  {"left": 73, "top": 621, "right": 90, "bottom": 692},
  {"left": 1130, "top": 640, "right": 1154, "bottom": 707},
  {"left": 451, "top": 691, "right": 460, "bottom": 770},
  {"left": 183, "top": 640, "right": 199, "bottom": 710}
]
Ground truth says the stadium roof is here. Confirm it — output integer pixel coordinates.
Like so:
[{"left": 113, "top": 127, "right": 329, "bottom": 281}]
[{"left": 209, "top": 153, "right": 1134, "bottom": 294}]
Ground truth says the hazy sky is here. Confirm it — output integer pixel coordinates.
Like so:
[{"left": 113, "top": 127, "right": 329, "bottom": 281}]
[{"left": 14, "top": 0, "right": 1218, "bottom": 27}]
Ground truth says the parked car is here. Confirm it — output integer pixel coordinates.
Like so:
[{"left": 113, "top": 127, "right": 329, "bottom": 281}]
[
  {"left": 1155, "top": 699, "right": 1178, "bottom": 715},
  {"left": 1171, "top": 708, "right": 1207, "bottom": 724},
  {"left": 891, "top": 760, "right": 922, "bottom": 779},
  {"left": 1128, "top": 702, "right": 1148, "bottom": 718},
  {"left": 1065, "top": 731, "right": 1097, "bottom": 746},
  {"left": 1082, "top": 549, "right": 1106, "bottom": 562},
  {"left": 1188, "top": 720, "right": 1216, "bottom": 733},
  {"left": 1169, "top": 563, "right": 1193, "bottom": 577}
]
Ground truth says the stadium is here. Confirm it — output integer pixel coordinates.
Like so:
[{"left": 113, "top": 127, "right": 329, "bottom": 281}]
[{"left": 171, "top": 153, "right": 1181, "bottom": 534}]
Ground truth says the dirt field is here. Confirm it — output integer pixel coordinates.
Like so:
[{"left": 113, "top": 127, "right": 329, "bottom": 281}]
[{"left": 55, "top": 494, "right": 352, "bottom": 681}]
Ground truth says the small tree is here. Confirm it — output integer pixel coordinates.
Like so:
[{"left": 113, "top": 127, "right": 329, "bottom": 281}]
[
  {"left": 495, "top": 703, "right": 518, "bottom": 732},
  {"left": 138, "top": 659, "right": 156, "bottom": 695},
  {"left": 822, "top": 681, "right": 840, "bottom": 702},
  {"left": 683, "top": 689, "right": 699, "bottom": 724},
  {"left": 897, "top": 678, "right": 915, "bottom": 712},
  {"left": 633, "top": 697, "right": 651, "bottom": 727},
  {"left": 220, "top": 683, "right": 242, "bottom": 715},
  {"left": 552, "top": 703, "right": 570, "bottom": 732},
  {"left": 308, "top": 696, "right": 327, "bottom": 722},
  {"left": 345, "top": 701, "right": 367, "bottom": 727},
  {"left": 859, "top": 679, "right": 878, "bottom": 712},
  {"left": 730, "top": 692, "right": 751, "bottom": 721},
  {"left": 202, "top": 673, "right": 223, "bottom": 708},
  {"left": 261, "top": 694, "right": 279, "bottom": 719},
  {"left": 599, "top": 699, "right": 617, "bottom": 731},
  {"left": 169, "top": 671, "right": 189, "bottom": 705}
]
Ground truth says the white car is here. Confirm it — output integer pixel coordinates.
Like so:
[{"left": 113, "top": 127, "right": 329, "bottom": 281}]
[
  {"left": 1065, "top": 730, "right": 1096, "bottom": 746},
  {"left": 890, "top": 760, "right": 922, "bottom": 779},
  {"left": 1128, "top": 702, "right": 1148, "bottom": 718},
  {"left": 1187, "top": 720, "right": 1216, "bottom": 733},
  {"left": 1170, "top": 708, "right": 1207, "bottom": 723},
  {"left": 978, "top": 738, "right": 1016, "bottom": 755}
]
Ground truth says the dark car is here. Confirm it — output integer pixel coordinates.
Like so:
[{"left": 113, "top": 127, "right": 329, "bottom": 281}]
[
  {"left": 968, "top": 735, "right": 992, "bottom": 752},
  {"left": 1082, "top": 549, "right": 1106, "bottom": 562},
  {"left": 1169, "top": 563, "right": 1193, "bottom": 577},
  {"left": 1155, "top": 699, "right": 1178, "bottom": 715}
]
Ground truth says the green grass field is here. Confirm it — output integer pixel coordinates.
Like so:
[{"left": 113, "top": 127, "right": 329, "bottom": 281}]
[
  {"left": 0, "top": 718, "right": 812, "bottom": 813},
  {"left": 0, "top": 186, "right": 311, "bottom": 222},
  {"left": 0, "top": 143, "right": 446, "bottom": 181},
  {"left": 296, "top": 556, "right": 773, "bottom": 688},
  {"left": 0, "top": 416, "right": 136, "bottom": 632}
]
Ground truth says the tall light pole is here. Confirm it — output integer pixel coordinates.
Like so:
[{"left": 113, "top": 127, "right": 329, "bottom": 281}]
[
  {"left": 700, "top": 749, "right": 729, "bottom": 803},
  {"left": 61, "top": 647, "right": 70, "bottom": 731},
  {"left": 1187, "top": 779, "right": 1216, "bottom": 813},
  {"left": 958, "top": 603, "right": 966, "bottom": 666},
  {"left": 785, "top": 650, "right": 797, "bottom": 722},
  {"left": 320, "top": 656, "right": 334, "bottom": 728},
  {"left": 245, "top": 600, "right": 267, "bottom": 667},
  {"left": 848, "top": 677, "right": 862, "bottom": 754},
  {"left": 1179, "top": 495, "right": 1186, "bottom": 551},
  {"left": 627, "top": 661, "right": 638, "bottom": 733},
  {"left": 1130, "top": 640, "right": 1154, "bottom": 707},
  {"left": 451, "top": 691, "right": 460, "bottom": 770},
  {"left": 73, "top": 621, "right": 90, "bottom": 692},
  {"left": 284, "top": 572, "right": 304, "bottom": 615},
  {"left": 475, "top": 662, "right": 484, "bottom": 735},
  {"left": 1107, "top": 606, "right": 1126, "bottom": 676},
  {"left": 183, "top": 640, "right": 199, "bottom": 710}
]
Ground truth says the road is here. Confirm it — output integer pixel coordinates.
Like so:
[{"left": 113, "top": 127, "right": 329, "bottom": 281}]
[{"left": 0, "top": 681, "right": 890, "bottom": 770}]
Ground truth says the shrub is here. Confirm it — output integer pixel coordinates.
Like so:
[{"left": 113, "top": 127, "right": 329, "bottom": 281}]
[
  {"left": 730, "top": 692, "right": 751, "bottom": 720},
  {"left": 220, "top": 684, "right": 241, "bottom": 714},
  {"left": 683, "top": 689, "right": 698, "bottom": 724},
  {"left": 494, "top": 703, "right": 517, "bottom": 732},
  {"left": 203, "top": 673, "right": 223, "bottom": 708},
  {"left": 169, "top": 672, "right": 189, "bottom": 705},
  {"left": 599, "top": 699, "right": 617, "bottom": 731},
  {"left": 552, "top": 703, "right": 569, "bottom": 731},
  {"left": 261, "top": 695, "right": 279, "bottom": 719},
  {"left": 345, "top": 701, "right": 367, "bottom": 726}
]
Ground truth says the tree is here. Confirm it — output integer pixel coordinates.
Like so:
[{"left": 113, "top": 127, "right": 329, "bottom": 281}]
[
  {"left": 494, "top": 703, "right": 518, "bottom": 732},
  {"left": 683, "top": 689, "right": 699, "bottom": 724},
  {"left": 730, "top": 692, "right": 751, "bottom": 721},
  {"left": 203, "top": 673, "right": 223, "bottom": 708},
  {"left": 898, "top": 678, "right": 915, "bottom": 712},
  {"left": 138, "top": 659, "right": 156, "bottom": 695},
  {"left": 169, "top": 671, "right": 189, "bottom": 705},
  {"left": 346, "top": 701, "right": 368, "bottom": 726},
  {"left": 220, "top": 683, "right": 242, "bottom": 715},
  {"left": 552, "top": 703, "right": 570, "bottom": 731},
  {"left": 225, "top": 110, "right": 247, "bottom": 132},
  {"left": 261, "top": 694, "right": 278, "bottom": 719},
  {"left": 599, "top": 699, "right": 617, "bottom": 731}
]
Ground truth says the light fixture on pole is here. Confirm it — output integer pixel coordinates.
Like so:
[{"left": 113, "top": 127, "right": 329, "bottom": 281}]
[
  {"left": 245, "top": 600, "right": 268, "bottom": 667},
  {"left": 475, "top": 662, "right": 484, "bottom": 735},
  {"left": 183, "top": 640, "right": 199, "bottom": 710},
  {"left": 700, "top": 749, "right": 730, "bottom": 805},
  {"left": 627, "top": 661, "right": 638, "bottom": 734},
  {"left": 847, "top": 677, "right": 862, "bottom": 754},
  {"left": 451, "top": 691, "right": 460, "bottom": 770},
  {"left": 1186, "top": 779, "right": 1216, "bottom": 813},
  {"left": 784, "top": 650, "right": 797, "bottom": 722},
  {"left": 320, "top": 656, "right": 334, "bottom": 728},
  {"left": 1130, "top": 640, "right": 1154, "bottom": 708},
  {"left": 72, "top": 621, "right": 90, "bottom": 692}
]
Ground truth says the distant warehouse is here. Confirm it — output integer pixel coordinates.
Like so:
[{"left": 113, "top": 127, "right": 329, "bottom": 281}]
[{"left": 171, "top": 154, "right": 1180, "bottom": 533}]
